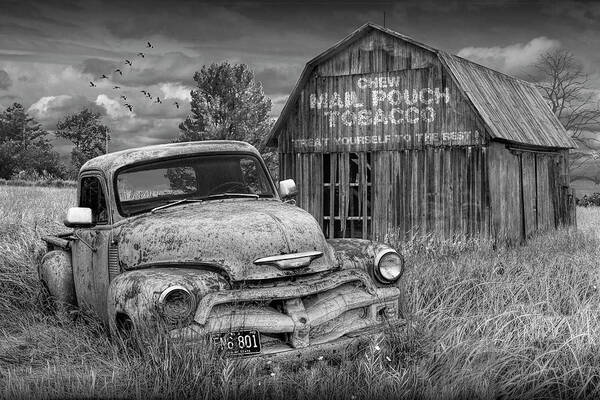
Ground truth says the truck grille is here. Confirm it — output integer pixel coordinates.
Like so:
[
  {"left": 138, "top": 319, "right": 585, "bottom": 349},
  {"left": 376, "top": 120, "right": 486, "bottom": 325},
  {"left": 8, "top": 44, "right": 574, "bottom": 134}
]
[{"left": 170, "top": 269, "right": 400, "bottom": 352}]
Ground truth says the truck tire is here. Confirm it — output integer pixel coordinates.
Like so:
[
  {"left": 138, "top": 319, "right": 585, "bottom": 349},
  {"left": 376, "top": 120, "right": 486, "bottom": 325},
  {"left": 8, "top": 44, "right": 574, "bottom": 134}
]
[{"left": 39, "top": 250, "right": 77, "bottom": 309}]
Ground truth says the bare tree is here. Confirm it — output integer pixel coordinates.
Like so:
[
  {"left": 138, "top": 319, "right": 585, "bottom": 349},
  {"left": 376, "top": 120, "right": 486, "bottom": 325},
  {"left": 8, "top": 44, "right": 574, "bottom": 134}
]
[{"left": 532, "top": 49, "right": 600, "bottom": 171}]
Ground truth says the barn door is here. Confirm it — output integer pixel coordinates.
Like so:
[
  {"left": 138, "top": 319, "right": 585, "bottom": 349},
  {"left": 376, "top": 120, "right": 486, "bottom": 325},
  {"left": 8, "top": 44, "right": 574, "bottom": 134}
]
[
  {"left": 536, "top": 154, "right": 555, "bottom": 232},
  {"left": 519, "top": 151, "right": 561, "bottom": 240},
  {"left": 322, "top": 152, "right": 372, "bottom": 238},
  {"left": 520, "top": 152, "right": 537, "bottom": 239}
]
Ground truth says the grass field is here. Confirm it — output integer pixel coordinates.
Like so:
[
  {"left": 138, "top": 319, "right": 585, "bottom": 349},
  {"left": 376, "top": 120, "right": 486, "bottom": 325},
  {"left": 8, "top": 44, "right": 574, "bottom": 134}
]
[{"left": 2, "top": 185, "right": 600, "bottom": 399}]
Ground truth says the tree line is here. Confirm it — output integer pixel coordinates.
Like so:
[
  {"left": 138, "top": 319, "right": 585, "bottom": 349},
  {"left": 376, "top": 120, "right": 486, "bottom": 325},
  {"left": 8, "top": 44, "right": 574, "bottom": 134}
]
[
  {"left": 0, "top": 62, "right": 274, "bottom": 181},
  {"left": 0, "top": 51, "right": 598, "bottom": 181}
]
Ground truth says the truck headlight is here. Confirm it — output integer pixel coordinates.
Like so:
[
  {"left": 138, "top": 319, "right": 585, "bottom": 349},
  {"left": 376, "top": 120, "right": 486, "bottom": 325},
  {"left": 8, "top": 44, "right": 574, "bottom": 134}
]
[
  {"left": 158, "top": 285, "right": 195, "bottom": 325},
  {"left": 374, "top": 249, "right": 404, "bottom": 283}
]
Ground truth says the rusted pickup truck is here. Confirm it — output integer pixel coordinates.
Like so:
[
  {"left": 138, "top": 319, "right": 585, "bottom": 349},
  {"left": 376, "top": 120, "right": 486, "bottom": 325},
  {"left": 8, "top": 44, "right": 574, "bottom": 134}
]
[{"left": 40, "top": 141, "right": 405, "bottom": 357}]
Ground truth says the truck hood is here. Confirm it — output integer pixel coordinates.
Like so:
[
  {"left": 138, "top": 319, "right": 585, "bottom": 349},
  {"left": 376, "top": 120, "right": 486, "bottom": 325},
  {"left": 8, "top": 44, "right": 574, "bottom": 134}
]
[{"left": 115, "top": 199, "right": 337, "bottom": 281}]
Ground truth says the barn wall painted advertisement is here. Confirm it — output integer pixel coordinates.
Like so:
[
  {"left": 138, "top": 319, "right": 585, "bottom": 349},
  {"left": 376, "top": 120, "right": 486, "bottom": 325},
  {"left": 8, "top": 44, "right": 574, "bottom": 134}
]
[
  {"left": 269, "top": 23, "right": 576, "bottom": 244},
  {"left": 292, "top": 69, "right": 484, "bottom": 153}
]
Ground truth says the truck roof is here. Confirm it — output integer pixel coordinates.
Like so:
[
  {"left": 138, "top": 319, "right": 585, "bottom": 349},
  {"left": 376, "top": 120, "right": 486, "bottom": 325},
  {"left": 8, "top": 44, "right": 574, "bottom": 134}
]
[{"left": 81, "top": 140, "right": 261, "bottom": 174}]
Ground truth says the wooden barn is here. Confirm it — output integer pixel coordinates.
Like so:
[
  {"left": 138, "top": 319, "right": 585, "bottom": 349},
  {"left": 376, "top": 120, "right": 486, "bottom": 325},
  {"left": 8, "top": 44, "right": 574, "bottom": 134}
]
[{"left": 265, "top": 23, "right": 576, "bottom": 243}]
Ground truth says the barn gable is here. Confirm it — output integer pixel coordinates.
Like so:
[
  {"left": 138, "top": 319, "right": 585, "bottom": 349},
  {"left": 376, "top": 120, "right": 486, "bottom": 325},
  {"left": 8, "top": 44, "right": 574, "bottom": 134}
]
[
  {"left": 270, "top": 24, "right": 488, "bottom": 154},
  {"left": 267, "top": 23, "right": 574, "bottom": 151}
]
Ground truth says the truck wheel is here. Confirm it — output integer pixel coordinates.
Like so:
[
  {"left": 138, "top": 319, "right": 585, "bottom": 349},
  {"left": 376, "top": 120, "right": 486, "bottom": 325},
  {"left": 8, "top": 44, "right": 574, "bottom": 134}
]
[
  {"left": 115, "top": 313, "right": 134, "bottom": 336},
  {"left": 112, "top": 313, "right": 138, "bottom": 347},
  {"left": 39, "top": 250, "right": 77, "bottom": 311}
]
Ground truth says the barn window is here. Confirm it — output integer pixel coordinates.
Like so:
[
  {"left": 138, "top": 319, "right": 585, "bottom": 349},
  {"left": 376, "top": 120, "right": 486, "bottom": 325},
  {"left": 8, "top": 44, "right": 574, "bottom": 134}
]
[{"left": 322, "top": 152, "right": 372, "bottom": 238}]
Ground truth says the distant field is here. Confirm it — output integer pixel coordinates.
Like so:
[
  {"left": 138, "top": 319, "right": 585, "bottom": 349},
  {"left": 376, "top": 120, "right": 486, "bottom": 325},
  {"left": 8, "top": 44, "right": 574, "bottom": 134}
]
[{"left": 2, "top": 185, "right": 600, "bottom": 399}]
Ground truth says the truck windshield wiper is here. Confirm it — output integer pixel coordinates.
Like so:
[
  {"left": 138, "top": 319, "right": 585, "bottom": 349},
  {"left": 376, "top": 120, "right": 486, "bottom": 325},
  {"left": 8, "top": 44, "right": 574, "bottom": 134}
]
[
  {"left": 203, "top": 193, "right": 260, "bottom": 200},
  {"left": 151, "top": 198, "right": 203, "bottom": 213}
]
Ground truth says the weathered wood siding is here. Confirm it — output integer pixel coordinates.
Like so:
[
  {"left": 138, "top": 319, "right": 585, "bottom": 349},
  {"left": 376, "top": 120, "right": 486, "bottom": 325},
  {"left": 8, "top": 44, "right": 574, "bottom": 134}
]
[
  {"left": 315, "top": 29, "right": 436, "bottom": 77},
  {"left": 488, "top": 143, "right": 572, "bottom": 243},
  {"left": 276, "top": 26, "right": 574, "bottom": 243},
  {"left": 277, "top": 30, "right": 486, "bottom": 154},
  {"left": 487, "top": 143, "right": 522, "bottom": 242},
  {"left": 369, "top": 147, "right": 489, "bottom": 242}
]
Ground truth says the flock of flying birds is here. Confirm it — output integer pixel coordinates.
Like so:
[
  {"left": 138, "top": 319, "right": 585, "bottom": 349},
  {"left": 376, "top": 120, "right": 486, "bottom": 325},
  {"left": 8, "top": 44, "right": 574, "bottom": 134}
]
[{"left": 88, "top": 42, "right": 181, "bottom": 113}]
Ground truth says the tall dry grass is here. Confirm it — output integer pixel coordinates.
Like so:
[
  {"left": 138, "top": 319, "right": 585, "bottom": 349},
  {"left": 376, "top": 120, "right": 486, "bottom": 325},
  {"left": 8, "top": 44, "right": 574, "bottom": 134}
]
[{"left": 2, "top": 185, "right": 600, "bottom": 399}]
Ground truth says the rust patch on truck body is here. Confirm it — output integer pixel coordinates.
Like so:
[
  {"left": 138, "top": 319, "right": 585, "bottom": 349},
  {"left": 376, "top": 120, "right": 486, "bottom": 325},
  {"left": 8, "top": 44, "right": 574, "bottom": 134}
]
[{"left": 115, "top": 200, "right": 337, "bottom": 281}]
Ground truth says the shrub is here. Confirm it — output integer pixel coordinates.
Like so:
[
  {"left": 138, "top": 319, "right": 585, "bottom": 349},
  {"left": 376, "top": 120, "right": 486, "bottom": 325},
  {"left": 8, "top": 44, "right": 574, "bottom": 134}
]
[
  {"left": 0, "top": 171, "right": 76, "bottom": 188},
  {"left": 576, "top": 193, "right": 600, "bottom": 207}
]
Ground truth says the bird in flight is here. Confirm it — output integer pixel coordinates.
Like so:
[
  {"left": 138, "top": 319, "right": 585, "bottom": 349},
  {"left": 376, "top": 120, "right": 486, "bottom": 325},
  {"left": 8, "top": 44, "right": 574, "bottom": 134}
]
[
  {"left": 124, "top": 103, "right": 133, "bottom": 112},
  {"left": 146, "top": 92, "right": 152, "bottom": 99},
  {"left": 100, "top": 74, "right": 108, "bottom": 79},
  {"left": 89, "top": 81, "right": 96, "bottom": 87},
  {"left": 137, "top": 52, "right": 145, "bottom": 58},
  {"left": 155, "top": 97, "right": 162, "bottom": 104},
  {"left": 146, "top": 41, "right": 153, "bottom": 48},
  {"left": 115, "top": 69, "right": 123, "bottom": 76},
  {"left": 113, "top": 86, "right": 121, "bottom": 89},
  {"left": 120, "top": 95, "right": 127, "bottom": 101},
  {"left": 141, "top": 90, "right": 148, "bottom": 95},
  {"left": 174, "top": 101, "right": 180, "bottom": 109},
  {"left": 125, "top": 59, "right": 132, "bottom": 66}
]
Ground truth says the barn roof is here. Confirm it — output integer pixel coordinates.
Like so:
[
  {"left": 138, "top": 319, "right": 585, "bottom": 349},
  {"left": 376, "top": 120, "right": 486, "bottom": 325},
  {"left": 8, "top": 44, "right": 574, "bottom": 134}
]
[
  {"left": 265, "top": 23, "right": 575, "bottom": 149},
  {"left": 438, "top": 52, "right": 575, "bottom": 148}
]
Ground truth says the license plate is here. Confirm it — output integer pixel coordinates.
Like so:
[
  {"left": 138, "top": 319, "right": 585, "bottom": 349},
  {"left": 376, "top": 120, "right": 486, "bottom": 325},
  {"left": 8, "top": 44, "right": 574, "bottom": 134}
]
[{"left": 211, "top": 330, "right": 261, "bottom": 355}]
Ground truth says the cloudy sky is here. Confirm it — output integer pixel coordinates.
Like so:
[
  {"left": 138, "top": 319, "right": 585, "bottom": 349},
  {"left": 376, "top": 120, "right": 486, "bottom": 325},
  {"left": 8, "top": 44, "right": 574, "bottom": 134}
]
[{"left": 1, "top": 0, "right": 599, "bottom": 158}]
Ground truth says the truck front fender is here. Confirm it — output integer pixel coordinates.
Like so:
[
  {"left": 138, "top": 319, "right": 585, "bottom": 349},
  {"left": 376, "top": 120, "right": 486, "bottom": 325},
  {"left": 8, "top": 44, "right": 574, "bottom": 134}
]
[
  {"left": 107, "top": 267, "right": 230, "bottom": 334},
  {"left": 328, "top": 239, "right": 407, "bottom": 316},
  {"left": 327, "top": 238, "right": 396, "bottom": 275}
]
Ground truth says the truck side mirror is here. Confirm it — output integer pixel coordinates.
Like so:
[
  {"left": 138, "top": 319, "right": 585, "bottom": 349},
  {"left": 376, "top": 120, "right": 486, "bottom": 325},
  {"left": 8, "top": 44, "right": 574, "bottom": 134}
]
[
  {"left": 64, "top": 207, "right": 94, "bottom": 228},
  {"left": 279, "top": 179, "right": 297, "bottom": 200}
]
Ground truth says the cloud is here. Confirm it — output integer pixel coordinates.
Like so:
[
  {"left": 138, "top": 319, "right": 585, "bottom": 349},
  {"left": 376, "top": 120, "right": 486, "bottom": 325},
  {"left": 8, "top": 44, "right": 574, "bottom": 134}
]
[
  {"left": 28, "top": 94, "right": 105, "bottom": 127},
  {"left": 103, "top": 52, "right": 204, "bottom": 87},
  {"left": 542, "top": 1, "right": 600, "bottom": 25},
  {"left": 106, "top": 117, "right": 183, "bottom": 151},
  {"left": 1, "top": 0, "right": 79, "bottom": 26},
  {"left": 72, "top": 53, "right": 207, "bottom": 89},
  {"left": 29, "top": 95, "right": 66, "bottom": 115},
  {"left": 254, "top": 65, "right": 300, "bottom": 96},
  {"left": 80, "top": 58, "right": 120, "bottom": 79},
  {"left": 0, "top": 62, "right": 98, "bottom": 104},
  {"left": 0, "top": 94, "right": 19, "bottom": 104},
  {"left": 270, "top": 94, "right": 289, "bottom": 116},
  {"left": 0, "top": 69, "right": 11, "bottom": 89},
  {"left": 95, "top": 94, "right": 132, "bottom": 119},
  {"left": 457, "top": 37, "right": 561, "bottom": 77},
  {"left": 160, "top": 83, "right": 192, "bottom": 101}
]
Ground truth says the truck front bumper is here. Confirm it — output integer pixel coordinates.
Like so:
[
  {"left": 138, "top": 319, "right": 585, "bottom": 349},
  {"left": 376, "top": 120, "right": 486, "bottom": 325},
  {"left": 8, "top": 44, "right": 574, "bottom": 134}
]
[{"left": 169, "top": 269, "right": 403, "bottom": 356}]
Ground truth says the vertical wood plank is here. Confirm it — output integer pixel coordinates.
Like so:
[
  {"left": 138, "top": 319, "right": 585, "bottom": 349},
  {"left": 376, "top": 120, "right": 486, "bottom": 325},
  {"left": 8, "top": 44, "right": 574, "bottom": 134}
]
[{"left": 339, "top": 153, "right": 349, "bottom": 238}]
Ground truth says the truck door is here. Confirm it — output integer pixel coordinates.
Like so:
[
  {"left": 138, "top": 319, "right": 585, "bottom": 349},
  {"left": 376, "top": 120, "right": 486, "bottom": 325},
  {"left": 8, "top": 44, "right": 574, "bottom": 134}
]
[{"left": 71, "top": 173, "right": 111, "bottom": 323}]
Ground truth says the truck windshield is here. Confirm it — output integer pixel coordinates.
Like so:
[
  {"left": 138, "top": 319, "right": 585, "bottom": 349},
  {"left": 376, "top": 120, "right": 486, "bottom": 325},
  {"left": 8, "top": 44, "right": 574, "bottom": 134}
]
[{"left": 115, "top": 154, "right": 275, "bottom": 216}]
